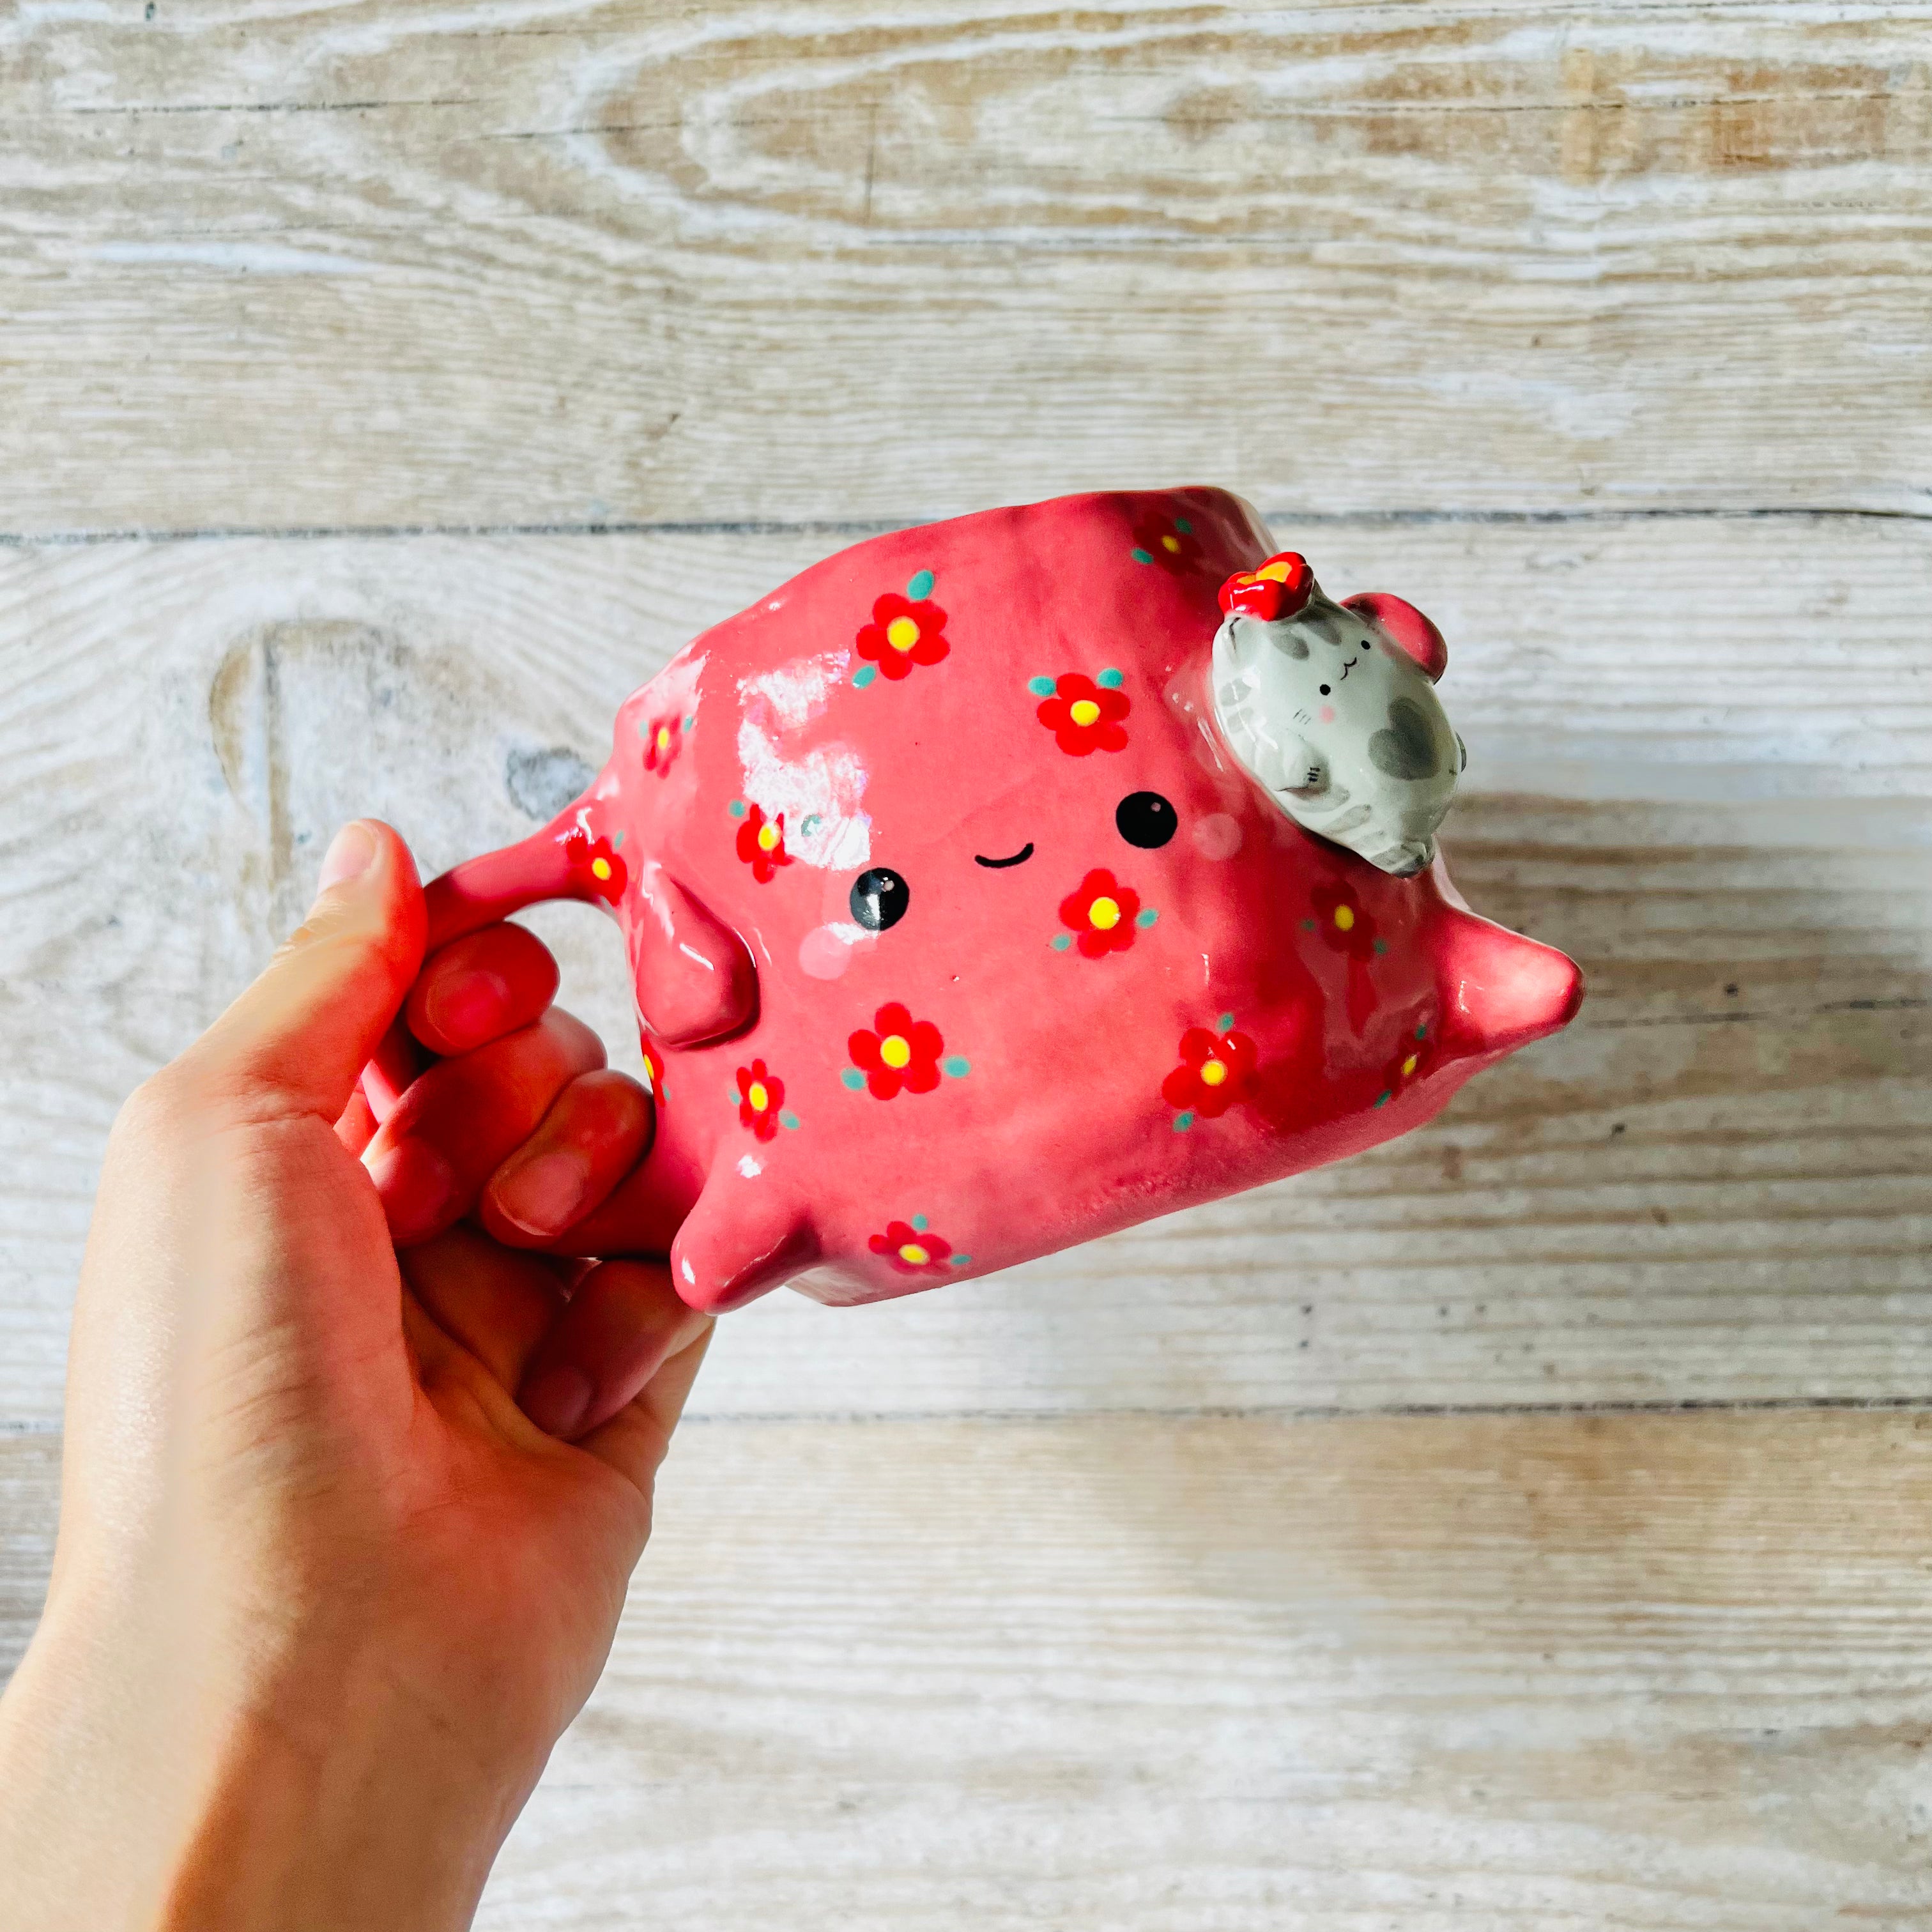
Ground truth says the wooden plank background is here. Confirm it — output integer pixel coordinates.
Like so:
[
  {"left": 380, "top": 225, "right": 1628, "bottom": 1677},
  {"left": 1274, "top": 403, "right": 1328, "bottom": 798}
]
[{"left": 3, "top": 0, "right": 1930, "bottom": 1921}]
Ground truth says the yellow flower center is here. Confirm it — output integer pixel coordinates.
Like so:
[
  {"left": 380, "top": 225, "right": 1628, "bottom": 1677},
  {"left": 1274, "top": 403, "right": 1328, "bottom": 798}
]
[
  {"left": 880, "top": 1034, "right": 912, "bottom": 1070},
  {"left": 746, "top": 1081, "right": 769, "bottom": 1112},
  {"left": 1200, "top": 1059, "right": 1228, "bottom": 1087},
  {"left": 898, "top": 1243, "right": 930, "bottom": 1266},
  {"left": 1068, "top": 698, "right": 1101, "bottom": 728},
  {"left": 656, "top": 726, "right": 670, "bottom": 751},
  {"left": 590, "top": 856, "right": 612, "bottom": 882},
  {"left": 1160, "top": 533, "right": 1181, "bottom": 553},
  {"left": 885, "top": 615, "right": 921, "bottom": 652},
  {"left": 1088, "top": 896, "right": 1121, "bottom": 930},
  {"left": 1257, "top": 558, "right": 1294, "bottom": 583},
  {"left": 1401, "top": 1055, "right": 1418, "bottom": 1078},
  {"left": 1333, "top": 904, "right": 1354, "bottom": 931},
  {"left": 757, "top": 822, "right": 780, "bottom": 852}
]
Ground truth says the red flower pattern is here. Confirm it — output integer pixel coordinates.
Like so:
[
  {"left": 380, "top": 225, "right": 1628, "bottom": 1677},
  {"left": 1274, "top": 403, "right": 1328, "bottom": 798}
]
[
  {"left": 868, "top": 1220, "right": 954, "bottom": 1274},
  {"left": 1059, "top": 867, "right": 1142, "bottom": 958},
  {"left": 561, "top": 826, "right": 626, "bottom": 906},
  {"left": 1131, "top": 510, "right": 1201, "bottom": 572},
  {"left": 1162, "top": 1024, "right": 1258, "bottom": 1120},
  {"left": 735, "top": 802, "right": 793, "bottom": 883},
  {"left": 1310, "top": 880, "right": 1379, "bottom": 961},
  {"left": 643, "top": 712, "right": 682, "bottom": 774},
  {"left": 736, "top": 1059, "right": 785, "bottom": 1140},
  {"left": 1036, "top": 672, "right": 1129, "bottom": 756},
  {"left": 855, "top": 591, "right": 949, "bottom": 680},
  {"left": 848, "top": 1001, "right": 945, "bottom": 1100},
  {"left": 1219, "top": 550, "right": 1314, "bottom": 622},
  {"left": 640, "top": 1038, "right": 667, "bottom": 1103},
  {"left": 1376, "top": 1028, "right": 1432, "bottom": 1107}
]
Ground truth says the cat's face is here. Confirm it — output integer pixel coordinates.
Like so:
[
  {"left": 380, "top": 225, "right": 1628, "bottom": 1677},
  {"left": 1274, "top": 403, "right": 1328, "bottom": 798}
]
[{"left": 1249, "top": 595, "right": 1416, "bottom": 746}]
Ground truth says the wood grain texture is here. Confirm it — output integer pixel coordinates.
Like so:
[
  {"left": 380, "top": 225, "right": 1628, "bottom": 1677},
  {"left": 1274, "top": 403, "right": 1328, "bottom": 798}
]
[
  {"left": 0, "top": 1434, "right": 58, "bottom": 1685},
  {"left": 16, "top": 1411, "right": 1931, "bottom": 1928},
  {"left": 3, "top": 516, "right": 1925, "bottom": 1425},
  {"left": 549, "top": 1409, "right": 1932, "bottom": 1929},
  {"left": 2, "top": 0, "right": 1929, "bottom": 531}
]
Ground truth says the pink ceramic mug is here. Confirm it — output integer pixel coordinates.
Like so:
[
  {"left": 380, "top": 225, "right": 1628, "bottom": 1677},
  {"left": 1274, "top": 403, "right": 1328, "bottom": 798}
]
[{"left": 376, "top": 489, "right": 1581, "bottom": 1314}]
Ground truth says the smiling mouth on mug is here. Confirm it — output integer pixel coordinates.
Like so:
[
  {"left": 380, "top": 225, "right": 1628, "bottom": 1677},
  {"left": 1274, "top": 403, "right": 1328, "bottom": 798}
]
[{"left": 974, "top": 843, "right": 1034, "bottom": 869}]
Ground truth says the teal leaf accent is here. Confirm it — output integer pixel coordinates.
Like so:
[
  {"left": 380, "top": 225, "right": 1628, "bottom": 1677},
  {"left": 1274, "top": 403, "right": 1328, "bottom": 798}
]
[
  {"left": 1374, "top": 939, "right": 1388, "bottom": 955},
  {"left": 941, "top": 1055, "right": 970, "bottom": 1078},
  {"left": 1217, "top": 1011, "right": 1236, "bottom": 1032},
  {"left": 853, "top": 664, "right": 878, "bottom": 689},
  {"left": 726, "top": 1083, "right": 741, "bottom": 1103},
  {"left": 1027, "top": 675, "right": 1056, "bottom": 696},
  {"left": 1096, "top": 666, "right": 1124, "bottom": 689},
  {"left": 801, "top": 813, "right": 822, "bottom": 835},
  {"left": 1372, "top": 1091, "right": 1390, "bottom": 1108},
  {"left": 1174, "top": 516, "right": 1192, "bottom": 534},
  {"left": 1301, "top": 917, "right": 1315, "bottom": 931},
  {"left": 1172, "top": 1110, "right": 1195, "bottom": 1132},
  {"left": 1130, "top": 547, "right": 1154, "bottom": 565},
  {"left": 1135, "top": 907, "right": 1158, "bottom": 928},
  {"left": 682, "top": 713, "right": 696, "bottom": 730},
  {"left": 1415, "top": 1023, "right": 1428, "bottom": 1039},
  {"left": 949, "top": 1254, "right": 972, "bottom": 1268},
  {"left": 611, "top": 829, "right": 625, "bottom": 848},
  {"left": 1050, "top": 932, "right": 1073, "bottom": 951},
  {"left": 779, "top": 1110, "right": 801, "bottom": 1131},
  {"left": 906, "top": 569, "right": 935, "bottom": 600},
  {"left": 840, "top": 1068, "right": 866, "bottom": 1091},
  {"left": 910, "top": 1213, "right": 929, "bottom": 1232},
  {"left": 728, "top": 799, "right": 748, "bottom": 818}
]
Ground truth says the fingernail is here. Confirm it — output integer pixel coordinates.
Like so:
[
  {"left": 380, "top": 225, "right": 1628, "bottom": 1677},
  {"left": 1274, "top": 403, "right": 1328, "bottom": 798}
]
[
  {"left": 492, "top": 1150, "right": 592, "bottom": 1238},
  {"left": 365, "top": 1137, "right": 459, "bottom": 1246},
  {"left": 422, "top": 969, "right": 512, "bottom": 1050},
  {"left": 318, "top": 821, "right": 378, "bottom": 894},
  {"left": 521, "top": 1365, "right": 594, "bottom": 1439}
]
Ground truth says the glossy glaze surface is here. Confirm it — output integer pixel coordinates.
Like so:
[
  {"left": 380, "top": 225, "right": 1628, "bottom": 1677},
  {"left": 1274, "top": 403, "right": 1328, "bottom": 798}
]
[{"left": 421, "top": 489, "right": 1583, "bottom": 1314}]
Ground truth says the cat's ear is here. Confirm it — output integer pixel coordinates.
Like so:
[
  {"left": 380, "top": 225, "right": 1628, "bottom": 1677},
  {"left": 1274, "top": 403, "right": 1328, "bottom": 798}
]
[{"left": 1343, "top": 592, "right": 1447, "bottom": 683}]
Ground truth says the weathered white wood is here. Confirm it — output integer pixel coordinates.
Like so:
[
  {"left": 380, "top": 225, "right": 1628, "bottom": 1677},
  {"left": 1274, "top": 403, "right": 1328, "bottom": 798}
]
[
  {"left": 2, "top": 1, "right": 1929, "bottom": 530},
  {"left": 0, "top": 1434, "right": 58, "bottom": 1683},
  {"left": 17, "top": 1412, "right": 1932, "bottom": 1927},
  {"left": 3, "top": 518, "right": 1926, "bottom": 1427}
]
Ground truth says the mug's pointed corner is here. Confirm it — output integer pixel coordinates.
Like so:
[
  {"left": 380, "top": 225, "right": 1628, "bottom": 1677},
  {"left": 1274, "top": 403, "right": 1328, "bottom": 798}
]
[
  {"left": 670, "top": 1175, "right": 819, "bottom": 1315},
  {"left": 1435, "top": 908, "right": 1584, "bottom": 1062}
]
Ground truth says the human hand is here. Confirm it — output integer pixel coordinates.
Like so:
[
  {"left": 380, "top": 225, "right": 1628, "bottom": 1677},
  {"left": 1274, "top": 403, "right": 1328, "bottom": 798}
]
[
  {"left": 0, "top": 821, "right": 710, "bottom": 1932},
  {"left": 350, "top": 901, "right": 698, "bottom": 1441}
]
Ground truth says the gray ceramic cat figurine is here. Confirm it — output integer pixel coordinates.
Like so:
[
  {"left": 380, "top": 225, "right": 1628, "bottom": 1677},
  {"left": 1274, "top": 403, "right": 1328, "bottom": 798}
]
[{"left": 1211, "top": 549, "right": 1464, "bottom": 876}]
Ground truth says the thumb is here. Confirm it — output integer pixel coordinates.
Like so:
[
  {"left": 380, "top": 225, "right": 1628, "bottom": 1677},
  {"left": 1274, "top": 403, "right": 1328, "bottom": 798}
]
[{"left": 181, "top": 820, "right": 427, "bottom": 1123}]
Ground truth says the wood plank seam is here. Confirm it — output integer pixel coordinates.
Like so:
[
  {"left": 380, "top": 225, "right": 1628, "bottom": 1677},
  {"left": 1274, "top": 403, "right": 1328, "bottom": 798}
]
[{"left": 3, "top": 505, "right": 1927, "bottom": 549}]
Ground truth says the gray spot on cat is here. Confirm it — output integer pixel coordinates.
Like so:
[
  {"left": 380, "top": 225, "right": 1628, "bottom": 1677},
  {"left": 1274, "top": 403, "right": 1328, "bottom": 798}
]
[
  {"left": 1369, "top": 698, "right": 1439, "bottom": 781},
  {"left": 1268, "top": 625, "right": 1309, "bottom": 661},
  {"left": 506, "top": 744, "right": 595, "bottom": 820}
]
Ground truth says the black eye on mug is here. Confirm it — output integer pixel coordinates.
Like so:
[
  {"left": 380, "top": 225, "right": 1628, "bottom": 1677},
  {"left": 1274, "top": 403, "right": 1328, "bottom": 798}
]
[
  {"left": 850, "top": 867, "right": 910, "bottom": 931},
  {"left": 1116, "top": 791, "right": 1177, "bottom": 850}
]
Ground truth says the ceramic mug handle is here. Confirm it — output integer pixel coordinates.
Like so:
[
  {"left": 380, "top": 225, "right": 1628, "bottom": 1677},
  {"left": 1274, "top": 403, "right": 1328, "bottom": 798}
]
[{"left": 365, "top": 807, "right": 758, "bottom": 1116}]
